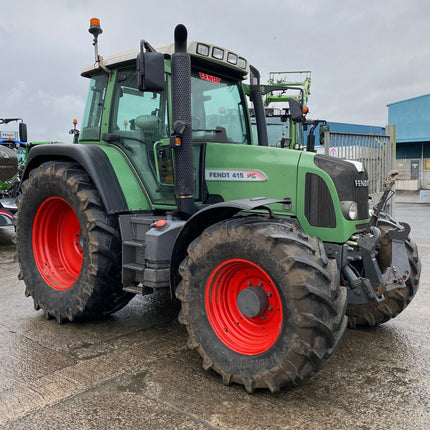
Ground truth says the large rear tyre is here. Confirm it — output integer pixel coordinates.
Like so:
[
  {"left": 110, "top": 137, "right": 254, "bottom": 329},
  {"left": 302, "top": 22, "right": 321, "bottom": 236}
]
[
  {"left": 16, "top": 161, "right": 134, "bottom": 322},
  {"left": 176, "top": 216, "right": 347, "bottom": 393},
  {"left": 346, "top": 215, "right": 421, "bottom": 328}
]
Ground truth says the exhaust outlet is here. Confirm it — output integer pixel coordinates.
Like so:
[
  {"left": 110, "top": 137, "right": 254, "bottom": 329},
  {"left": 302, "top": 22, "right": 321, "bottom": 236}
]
[{"left": 171, "top": 24, "right": 194, "bottom": 217}]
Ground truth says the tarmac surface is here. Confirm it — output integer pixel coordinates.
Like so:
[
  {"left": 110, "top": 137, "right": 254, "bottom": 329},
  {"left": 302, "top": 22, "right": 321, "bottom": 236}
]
[{"left": 0, "top": 196, "right": 429, "bottom": 429}]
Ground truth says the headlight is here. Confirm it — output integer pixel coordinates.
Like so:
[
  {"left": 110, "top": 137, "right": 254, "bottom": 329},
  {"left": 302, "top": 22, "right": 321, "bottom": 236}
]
[{"left": 340, "top": 201, "right": 358, "bottom": 220}]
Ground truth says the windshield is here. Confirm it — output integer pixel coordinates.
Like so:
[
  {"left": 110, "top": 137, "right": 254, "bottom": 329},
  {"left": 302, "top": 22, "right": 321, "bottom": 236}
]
[{"left": 191, "top": 71, "right": 249, "bottom": 144}]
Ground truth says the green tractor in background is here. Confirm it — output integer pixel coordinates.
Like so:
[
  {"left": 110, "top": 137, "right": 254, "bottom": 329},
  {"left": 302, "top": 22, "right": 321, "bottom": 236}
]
[
  {"left": 257, "top": 71, "right": 329, "bottom": 152},
  {"left": 15, "top": 20, "right": 421, "bottom": 393},
  {"left": 0, "top": 118, "right": 28, "bottom": 226},
  {"left": 264, "top": 71, "right": 312, "bottom": 150},
  {"left": 0, "top": 118, "right": 56, "bottom": 226}
]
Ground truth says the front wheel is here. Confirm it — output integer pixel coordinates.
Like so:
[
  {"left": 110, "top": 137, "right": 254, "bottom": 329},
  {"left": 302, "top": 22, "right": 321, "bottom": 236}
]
[
  {"left": 176, "top": 216, "right": 347, "bottom": 393},
  {"left": 16, "top": 161, "right": 134, "bottom": 322}
]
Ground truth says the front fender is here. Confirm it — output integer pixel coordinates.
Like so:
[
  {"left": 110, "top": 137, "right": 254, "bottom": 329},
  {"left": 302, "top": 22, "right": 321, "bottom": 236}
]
[{"left": 170, "top": 197, "right": 284, "bottom": 290}]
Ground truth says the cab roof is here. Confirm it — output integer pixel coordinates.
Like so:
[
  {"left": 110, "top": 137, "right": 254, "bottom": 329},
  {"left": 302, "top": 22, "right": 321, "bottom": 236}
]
[{"left": 81, "top": 41, "right": 249, "bottom": 79}]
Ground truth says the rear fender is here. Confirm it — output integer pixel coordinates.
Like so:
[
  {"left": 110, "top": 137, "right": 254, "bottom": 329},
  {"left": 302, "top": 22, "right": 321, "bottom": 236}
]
[{"left": 22, "top": 144, "right": 142, "bottom": 214}]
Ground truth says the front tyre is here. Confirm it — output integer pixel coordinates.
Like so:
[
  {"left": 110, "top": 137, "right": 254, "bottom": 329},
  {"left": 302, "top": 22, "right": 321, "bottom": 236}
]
[
  {"left": 176, "top": 216, "right": 347, "bottom": 393},
  {"left": 16, "top": 162, "right": 134, "bottom": 322}
]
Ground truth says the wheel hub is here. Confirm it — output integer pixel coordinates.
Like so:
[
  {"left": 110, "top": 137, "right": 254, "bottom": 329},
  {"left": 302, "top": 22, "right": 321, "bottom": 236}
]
[
  {"left": 205, "top": 258, "right": 283, "bottom": 355},
  {"left": 237, "top": 285, "right": 269, "bottom": 318}
]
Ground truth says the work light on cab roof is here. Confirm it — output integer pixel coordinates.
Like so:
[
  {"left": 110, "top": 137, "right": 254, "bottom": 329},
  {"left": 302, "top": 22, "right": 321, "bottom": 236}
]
[{"left": 195, "top": 42, "right": 247, "bottom": 70}]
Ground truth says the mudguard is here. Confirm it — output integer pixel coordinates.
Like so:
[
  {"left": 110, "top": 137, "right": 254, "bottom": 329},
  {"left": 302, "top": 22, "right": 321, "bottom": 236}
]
[
  {"left": 23, "top": 144, "right": 130, "bottom": 214},
  {"left": 170, "top": 197, "right": 284, "bottom": 290}
]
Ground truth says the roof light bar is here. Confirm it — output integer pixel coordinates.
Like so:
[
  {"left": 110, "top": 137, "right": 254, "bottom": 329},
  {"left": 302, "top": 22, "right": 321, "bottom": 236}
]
[{"left": 190, "top": 42, "right": 248, "bottom": 72}]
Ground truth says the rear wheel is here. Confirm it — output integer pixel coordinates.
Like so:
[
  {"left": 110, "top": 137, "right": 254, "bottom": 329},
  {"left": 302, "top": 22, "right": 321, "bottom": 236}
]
[
  {"left": 346, "top": 215, "right": 421, "bottom": 328},
  {"left": 16, "top": 161, "right": 134, "bottom": 322},
  {"left": 176, "top": 216, "right": 347, "bottom": 392}
]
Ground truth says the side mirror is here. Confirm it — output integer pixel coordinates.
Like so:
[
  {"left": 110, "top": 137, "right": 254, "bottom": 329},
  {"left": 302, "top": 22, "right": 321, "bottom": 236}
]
[
  {"left": 19, "top": 122, "right": 28, "bottom": 142},
  {"left": 137, "top": 40, "right": 165, "bottom": 91},
  {"left": 289, "top": 98, "right": 303, "bottom": 123}
]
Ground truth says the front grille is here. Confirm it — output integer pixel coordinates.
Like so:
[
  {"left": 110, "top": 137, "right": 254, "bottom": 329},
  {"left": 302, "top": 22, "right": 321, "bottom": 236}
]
[
  {"left": 305, "top": 173, "right": 336, "bottom": 228},
  {"left": 314, "top": 155, "right": 369, "bottom": 220}
]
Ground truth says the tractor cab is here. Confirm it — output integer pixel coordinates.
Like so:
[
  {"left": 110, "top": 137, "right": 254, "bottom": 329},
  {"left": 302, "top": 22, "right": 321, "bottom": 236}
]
[{"left": 79, "top": 39, "right": 256, "bottom": 209}]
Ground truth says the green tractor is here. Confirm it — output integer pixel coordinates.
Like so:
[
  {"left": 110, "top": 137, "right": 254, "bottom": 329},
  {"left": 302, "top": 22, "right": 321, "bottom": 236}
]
[
  {"left": 16, "top": 20, "right": 421, "bottom": 393},
  {"left": 264, "top": 71, "right": 312, "bottom": 150},
  {"left": 0, "top": 118, "right": 28, "bottom": 225},
  {"left": 257, "top": 71, "right": 328, "bottom": 152}
]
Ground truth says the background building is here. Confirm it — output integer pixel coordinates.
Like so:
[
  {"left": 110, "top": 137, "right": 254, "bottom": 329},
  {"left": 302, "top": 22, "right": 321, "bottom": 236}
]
[{"left": 388, "top": 94, "right": 430, "bottom": 190}]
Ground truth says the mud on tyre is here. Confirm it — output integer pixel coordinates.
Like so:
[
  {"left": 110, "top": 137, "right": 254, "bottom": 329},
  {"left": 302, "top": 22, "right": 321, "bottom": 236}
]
[
  {"left": 176, "top": 215, "right": 347, "bottom": 393},
  {"left": 16, "top": 161, "right": 134, "bottom": 322}
]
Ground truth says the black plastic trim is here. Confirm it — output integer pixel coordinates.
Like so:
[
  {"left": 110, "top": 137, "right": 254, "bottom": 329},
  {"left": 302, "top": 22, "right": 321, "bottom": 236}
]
[{"left": 305, "top": 173, "right": 336, "bottom": 228}]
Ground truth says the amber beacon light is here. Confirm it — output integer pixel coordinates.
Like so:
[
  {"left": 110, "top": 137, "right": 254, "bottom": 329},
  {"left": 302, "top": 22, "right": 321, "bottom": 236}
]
[{"left": 89, "top": 18, "right": 102, "bottom": 36}]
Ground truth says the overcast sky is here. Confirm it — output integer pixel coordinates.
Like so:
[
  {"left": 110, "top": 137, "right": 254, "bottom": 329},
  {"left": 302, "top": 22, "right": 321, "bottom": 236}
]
[{"left": 1, "top": 0, "right": 429, "bottom": 142}]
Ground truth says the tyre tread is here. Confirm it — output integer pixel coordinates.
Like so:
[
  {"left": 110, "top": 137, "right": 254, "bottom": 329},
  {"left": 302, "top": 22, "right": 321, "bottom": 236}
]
[
  {"left": 176, "top": 215, "right": 347, "bottom": 392},
  {"left": 16, "top": 161, "right": 134, "bottom": 322}
]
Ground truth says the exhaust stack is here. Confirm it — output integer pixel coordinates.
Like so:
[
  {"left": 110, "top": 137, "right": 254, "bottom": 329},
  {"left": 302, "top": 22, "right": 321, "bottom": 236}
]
[{"left": 171, "top": 24, "right": 194, "bottom": 217}]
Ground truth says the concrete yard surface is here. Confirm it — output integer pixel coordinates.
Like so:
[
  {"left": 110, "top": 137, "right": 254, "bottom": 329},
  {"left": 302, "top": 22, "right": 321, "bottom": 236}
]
[{"left": 0, "top": 201, "right": 429, "bottom": 429}]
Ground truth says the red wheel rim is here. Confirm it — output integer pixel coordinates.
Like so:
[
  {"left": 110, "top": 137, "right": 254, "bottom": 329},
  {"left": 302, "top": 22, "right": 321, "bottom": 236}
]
[
  {"left": 32, "top": 197, "right": 83, "bottom": 290},
  {"left": 205, "top": 259, "right": 283, "bottom": 355}
]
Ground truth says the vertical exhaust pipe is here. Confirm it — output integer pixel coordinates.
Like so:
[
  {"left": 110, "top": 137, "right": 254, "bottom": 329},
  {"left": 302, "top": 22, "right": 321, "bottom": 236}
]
[
  {"left": 171, "top": 24, "right": 194, "bottom": 217},
  {"left": 249, "top": 65, "right": 268, "bottom": 147}
]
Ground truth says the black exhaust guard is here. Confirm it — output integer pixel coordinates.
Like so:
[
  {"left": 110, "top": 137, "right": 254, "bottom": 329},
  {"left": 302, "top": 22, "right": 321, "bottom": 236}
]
[
  {"left": 249, "top": 65, "right": 268, "bottom": 147},
  {"left": 171, "top": 24, "right": 194, "bottom": 217}
]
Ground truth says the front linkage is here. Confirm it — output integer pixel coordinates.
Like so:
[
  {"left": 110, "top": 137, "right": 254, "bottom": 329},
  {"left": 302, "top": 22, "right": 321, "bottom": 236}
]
[{"left": 325, "top": 171, "right": 418, "bottom": 317}]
